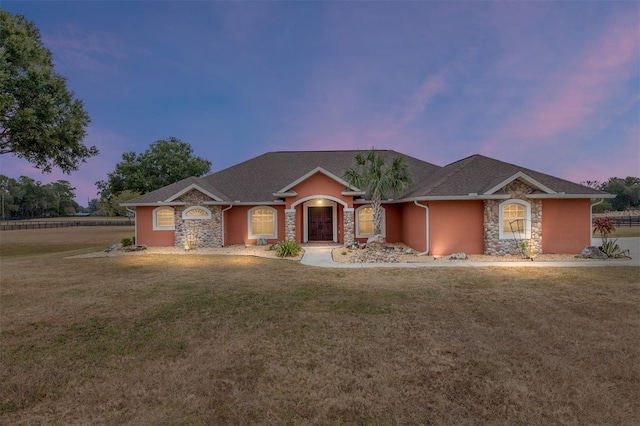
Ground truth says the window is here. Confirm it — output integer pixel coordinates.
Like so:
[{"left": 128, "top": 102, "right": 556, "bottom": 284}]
[
  {"left": 499, "top": 200, "right": 530, "bottom": 239},
  {"left": 356, "top": 205, "right": 385, "bottom": 238},
  {"left": 248, "top": 206, "right": 277, "bottom": 239},
  {"left": 182, "top": 206, "right": 211, "bottom": 220},
  {"left": 153, "top": 207, "right": 175, "bottom": 230}
]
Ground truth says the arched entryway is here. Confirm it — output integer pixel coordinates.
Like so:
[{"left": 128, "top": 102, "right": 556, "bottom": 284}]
[{"left": 303, "top": 199, "right": 337, "bottom": 242}]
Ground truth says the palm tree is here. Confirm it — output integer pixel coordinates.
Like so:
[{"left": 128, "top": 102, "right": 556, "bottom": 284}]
[{"left": 343, "top": 149, "right": 412, "bottom": 236}]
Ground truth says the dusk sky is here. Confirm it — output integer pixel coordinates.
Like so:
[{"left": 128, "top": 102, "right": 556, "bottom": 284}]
[{"left": 1, "top": 1, "right": 639, "bottom": 205}]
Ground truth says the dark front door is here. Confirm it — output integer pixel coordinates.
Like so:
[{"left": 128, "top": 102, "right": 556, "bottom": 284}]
[{"left": 308, "top": 207, "right": 333, "bottom": 241}]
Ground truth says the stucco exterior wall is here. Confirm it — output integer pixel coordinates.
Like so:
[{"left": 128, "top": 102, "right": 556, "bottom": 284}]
[
  {"left": 352, "top": 203, "right": 403, "bottom": 245},
  {"left": 430, "top": 200, "right": 484, "bottom": 255},
  {"left": 136, "top": 206, "right": 176, "bottom": 247},
  {"left": 286, "top": 172, "right": 353, "bottom": 209},
  {"left": 401, "top": 202, "right": 427, "bottom": 253},
  {"left": 224, "top": 205, "right": 286, "bottom": 246},
  {"left": 542, "top": 199, "right": 591, "bottom": 253}
]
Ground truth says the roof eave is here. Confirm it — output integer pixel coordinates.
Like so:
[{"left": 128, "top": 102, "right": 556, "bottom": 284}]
[
  {"left": 527, "top": 193, "right": 616, "bottom": 199},
  {"left": 120, "top": 202, "right": 187, "bottom": 207},
  {"left": 272, "top": 191, "right": 297, "bottom": 198}
]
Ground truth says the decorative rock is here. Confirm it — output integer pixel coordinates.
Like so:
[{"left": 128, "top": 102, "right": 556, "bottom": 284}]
[
  {"left": 576, "top": 246, "right": 607, "bottom": 259},
  {"left": 404, "top": 248, "right": 413, "bottom": 255},
  {"left": 366, "top": 234, "right": 387, "bottom": 250},
  {"left": 121, "top": 244, "right": 147, "bottom": 252},
  {"left": 105, "top": 243, "right": 122, "bottom": 252},
  {"left": 449, "top": 252, "right": 468, "bottom": 260}
]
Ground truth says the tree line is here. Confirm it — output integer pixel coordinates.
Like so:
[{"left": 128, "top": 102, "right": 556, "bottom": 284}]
[
  {"left": 0, "top": 175, "right": 78, "bottom": 219},
  {"left": 582, "top": 177, "right": 640, "bottom": 212}
]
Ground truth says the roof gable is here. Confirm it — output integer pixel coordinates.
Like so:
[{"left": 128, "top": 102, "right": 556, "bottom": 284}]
[
  {"left": 164, "top": 182, "right": 224, "bottom": 202},
  {"left": 274, "top": 167, "right": 362, "bottom": 196},
  {"left": 483, "top": 171, "right": 557, "bottom": 195}
]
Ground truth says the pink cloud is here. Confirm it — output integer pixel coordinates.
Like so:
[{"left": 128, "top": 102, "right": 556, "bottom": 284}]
[{"left": 485, "top": 12, "right": 639, "bottom": 151}]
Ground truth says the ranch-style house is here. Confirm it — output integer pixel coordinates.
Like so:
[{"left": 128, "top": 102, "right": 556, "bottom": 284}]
[{"left": 122, "top": 150, "right": 611, "bottom": 256}]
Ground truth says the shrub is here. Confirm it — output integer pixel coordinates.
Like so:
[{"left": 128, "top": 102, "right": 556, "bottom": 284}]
[
  {"left": 276, "top": 240, "right": 301, "bottom": 257},
  {"left": 121, "top": 237, "right": 133, "bottom": 247},
  {"left": 593, "top": 217, "right": 617, "bottom": 244}
]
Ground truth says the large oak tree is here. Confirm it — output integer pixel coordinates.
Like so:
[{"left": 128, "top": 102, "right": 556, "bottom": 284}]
[
  {"left": 98, "top": 137, "right": 212, "bottom": 197},
  {"left": 0, "top": 11, "right": 96, "bottom": 173}
]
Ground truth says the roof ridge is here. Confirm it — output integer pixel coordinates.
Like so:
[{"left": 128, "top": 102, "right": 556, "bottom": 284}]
[{"left": 419, "top": 155, "right": 478, "bottom": 195}]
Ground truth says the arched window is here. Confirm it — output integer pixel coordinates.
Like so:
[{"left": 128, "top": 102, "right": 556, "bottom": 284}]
[
  {"left": 499, "top": 199, "right": 531, "bottom": 239},
  {"left": 182, "top": 206, "right": 211, "bottom": 220},
  {"left": 153, "top": 207, "right": 175, "bottom": 230},
  {"left": 356, "top": 205, "right": 386, "bottom": 238},
  {"left": 248, "top": 206, "right": 277, "bottom": 239}
]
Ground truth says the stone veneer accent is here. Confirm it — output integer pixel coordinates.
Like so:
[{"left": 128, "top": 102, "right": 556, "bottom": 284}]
[
  {"left": 343, "top": 208, "right": 354, "bottom": 247},
  {"left": 173, "top": 190, "right": 223, "bottom": 248},
  {"left": 285, "top": 209, "right": 296, "bottom": 241},
  {"left": 483, "top": 180, "right": 542, "bottom": 256}
]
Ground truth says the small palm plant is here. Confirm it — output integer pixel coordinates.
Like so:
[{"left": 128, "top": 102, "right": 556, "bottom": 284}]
[
  {"left": 593, "top": 217, "right": 616, "bottom": 245},
  {"left": 593, "top": 217, "right": 624, "bottom": 257},
  {"left": 343, "top": 149, "right": 411, "bottom": 236}
]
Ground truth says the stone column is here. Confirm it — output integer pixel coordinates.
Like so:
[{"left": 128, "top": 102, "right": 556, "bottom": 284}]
[
  {"left": 343, "top": 208, "right": 354, "bottom": 247},
  {"left": 285, "top": 209, "right": 296, "bottom": 241}
]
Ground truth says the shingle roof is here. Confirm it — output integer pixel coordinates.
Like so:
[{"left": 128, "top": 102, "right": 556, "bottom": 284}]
[
  {"left": 124, "top": 151, "right": 608, "bottom": 205},
  {"left": 201, "top": 150, "right": 441, "bottom": 202},
  {"left": 404, "top": 154, "right": 609, "bottom": 197},
  {"left": 123, "top": 176, "right": 229, "bottom": 204}
]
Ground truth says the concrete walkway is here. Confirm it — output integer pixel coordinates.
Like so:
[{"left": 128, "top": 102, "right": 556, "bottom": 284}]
[{"left": 300, "top": 238, "right": 640, "bottom": 268}]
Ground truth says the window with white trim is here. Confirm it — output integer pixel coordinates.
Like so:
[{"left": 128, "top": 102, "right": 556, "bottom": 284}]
[
  {"left": 499, "top": 200, "right": 531, "bottom": 239},
  {"left": 153, "top": 207, "right": 175, "bottom": 230},
  {"left": 248, "top": 206, "right": 277, "bottom": 239},
  {"left": 356, "top": 205, "right": 385, "bottom": 238},
  {"left": 182, "top": 206, "right": 211, "bottom": 220}
]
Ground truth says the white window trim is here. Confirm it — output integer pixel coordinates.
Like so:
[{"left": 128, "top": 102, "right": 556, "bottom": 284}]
[
  {"left": 499, "top": 199, "right": 531, "bottom": 240},
  {"left": 182, "top": 206, "right": 212, "bottom": 220},
  {"left": 153, "top": 206, "right": 175, "bottom": 231},
  {"left": 355, "top": 205, "right": 386, "bottom": 238},
  {"left": 247, "top": 206, "right": 278, "bottom": 240}
]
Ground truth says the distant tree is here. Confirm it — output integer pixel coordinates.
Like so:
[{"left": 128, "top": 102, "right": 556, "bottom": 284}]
[
  {"left": 98, "top": 190, "right": 140, "bottom": 217},
  {"left": 0, "top": 11, "right": 96, "bottom": 173},
  {"left": 580, "top": 180, "right": 602, "bottom": 190},
  {"left": 86, "top": 198, "right": 100, "bottom": 214},
  {"left": 97, "top": 137, "right": 211, "bottom": 198},
  {"left": 0, "top": 175, "right": 78, "bottom": 218},
  {"left": 48, "top": 180, "right": 78, "bottom": 216},
  {"left": 601, "top": 177, "right": 640, "bottom": 211},
  {"left": 343, "top": 149, "right": 411, "bottom": 235}
]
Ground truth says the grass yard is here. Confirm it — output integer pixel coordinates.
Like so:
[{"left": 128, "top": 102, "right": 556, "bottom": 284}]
[
  {"left": 1, "top": 229, "right": 639, "bottom": 424},
  {"left": 609, "top": 226, "right": 640, "bottom": 238}
]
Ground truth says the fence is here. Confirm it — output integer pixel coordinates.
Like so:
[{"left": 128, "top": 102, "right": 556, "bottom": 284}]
[
  {"left": 593, "top": 216, "right": 640, "bottom": 227},
  {"left": 607, "top": 216, "right": 640, "bottom": 227},
  {"left": 0, "top": 220, "right": 134, "bottom": 231}
]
